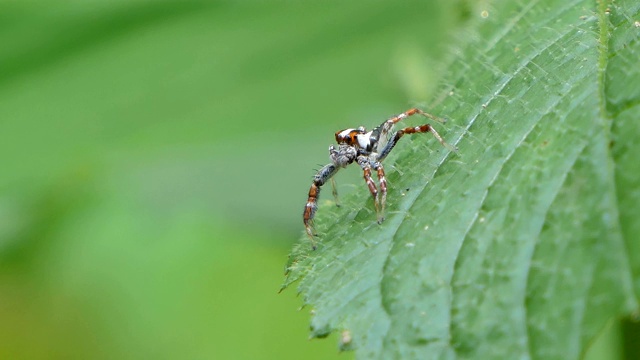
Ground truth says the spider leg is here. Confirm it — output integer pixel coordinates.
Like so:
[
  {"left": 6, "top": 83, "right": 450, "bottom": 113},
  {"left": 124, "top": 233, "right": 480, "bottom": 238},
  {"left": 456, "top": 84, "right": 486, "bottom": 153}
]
[
  {"left": 374, "top": 162, "right": 387, "bottom": 224},
  {"left": 388, "top": 108, "right": 447, "bottom": 125},
  {"left": 357, "top": 156, "right": 381, "bottom": 221},
  {"left": 378, "top": 124, "right": 456, "bottom": 162},
  {"left": 331, "top": 177, "right": 340, "bottom": 207},
  {"left": 303, "top": 163, "right": 339, "bottom": 249}
]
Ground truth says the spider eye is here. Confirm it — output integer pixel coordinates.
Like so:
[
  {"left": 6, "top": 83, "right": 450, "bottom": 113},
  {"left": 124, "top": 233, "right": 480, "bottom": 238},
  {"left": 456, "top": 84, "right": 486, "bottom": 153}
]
[
  {"left": 336, "top": 129, "right": 360, "bottom": 145},
  {"left": 335, "top": 130, "right": 345, "bottom": 143}
]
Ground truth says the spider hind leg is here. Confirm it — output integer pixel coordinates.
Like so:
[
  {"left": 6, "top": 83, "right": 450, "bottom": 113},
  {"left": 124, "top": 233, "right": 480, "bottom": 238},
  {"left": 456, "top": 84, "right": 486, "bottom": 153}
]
[
  {"left": 378, "top": 124, "right": 456, "bottom": 162},
  {"left": 388, "top": 108, "right": 447, "bottom": 125}
]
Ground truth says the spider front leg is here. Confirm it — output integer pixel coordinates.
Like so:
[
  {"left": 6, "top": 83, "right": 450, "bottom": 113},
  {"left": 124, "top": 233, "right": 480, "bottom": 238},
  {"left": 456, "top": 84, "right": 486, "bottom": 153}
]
[{"left": 303, "top": 163, "right": 339, "bottom": 249}]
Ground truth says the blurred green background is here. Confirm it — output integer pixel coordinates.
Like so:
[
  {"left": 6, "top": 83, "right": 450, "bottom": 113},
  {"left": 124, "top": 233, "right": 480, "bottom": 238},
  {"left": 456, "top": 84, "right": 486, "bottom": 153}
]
[{"left": 0, "top": 1, "right": 462, "bottom": 358}]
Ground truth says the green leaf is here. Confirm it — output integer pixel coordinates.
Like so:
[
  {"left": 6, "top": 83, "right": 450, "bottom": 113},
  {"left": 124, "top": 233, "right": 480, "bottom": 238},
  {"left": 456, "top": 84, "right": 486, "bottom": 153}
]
[{"left": 283, "top": 0, "right": 640, "bottom": 359}]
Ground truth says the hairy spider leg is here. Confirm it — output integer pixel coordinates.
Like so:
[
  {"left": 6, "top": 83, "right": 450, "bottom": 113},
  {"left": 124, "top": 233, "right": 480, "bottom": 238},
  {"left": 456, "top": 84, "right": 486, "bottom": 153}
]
[
  {"left": 330, "top": 177, "right": 340, "bottom": 207},
  {"left": 378, "top": 124, "right": 455, "bottom": 162},
  {"left": 387, "top": 108, "right": 447, "bottom": 125},
  {"left": 303, "top": 163, "right": 339, "bottom": 249},
  {"left": 357, "top": 156, "right": 381, "bottom": 221},
  {"left": 374, "top": 163, "right": 387, "bottom": 224}
]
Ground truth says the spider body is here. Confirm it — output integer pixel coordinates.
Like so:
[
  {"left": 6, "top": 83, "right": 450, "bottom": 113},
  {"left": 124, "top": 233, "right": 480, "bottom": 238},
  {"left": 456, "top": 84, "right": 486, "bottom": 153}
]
[{"left": 303, "top": 108, "right": 455, "bottom": 249}]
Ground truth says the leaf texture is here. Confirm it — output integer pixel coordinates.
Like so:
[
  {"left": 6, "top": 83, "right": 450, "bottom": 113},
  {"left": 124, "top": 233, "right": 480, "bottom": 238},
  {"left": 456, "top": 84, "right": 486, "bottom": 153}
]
[{"left": 283, "top": 0, "right": 640, "bottom": 359}]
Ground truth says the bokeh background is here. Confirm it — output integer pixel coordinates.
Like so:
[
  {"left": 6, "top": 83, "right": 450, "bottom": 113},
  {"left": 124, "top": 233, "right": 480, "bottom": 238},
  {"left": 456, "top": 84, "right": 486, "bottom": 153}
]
[{"left": 0, "top": 1, "right": 465, "bottom": 359}]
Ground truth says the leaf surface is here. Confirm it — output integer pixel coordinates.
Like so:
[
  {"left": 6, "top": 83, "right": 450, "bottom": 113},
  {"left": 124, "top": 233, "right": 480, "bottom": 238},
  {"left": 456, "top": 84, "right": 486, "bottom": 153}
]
[{"left": 284, "top": 0, "right": 640, "bottom": 359}]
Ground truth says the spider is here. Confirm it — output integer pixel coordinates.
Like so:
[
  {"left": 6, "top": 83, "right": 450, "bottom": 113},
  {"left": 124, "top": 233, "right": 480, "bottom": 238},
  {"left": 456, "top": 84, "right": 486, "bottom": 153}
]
[{"left": 302, "top": 108, "right": 457, "bottom": 249}]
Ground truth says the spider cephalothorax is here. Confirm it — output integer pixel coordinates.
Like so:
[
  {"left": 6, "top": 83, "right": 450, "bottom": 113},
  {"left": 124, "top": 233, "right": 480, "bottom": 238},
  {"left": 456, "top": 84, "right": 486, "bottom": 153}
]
[{"left": 302, "top": 108, "right": 456, "bottom": 249}]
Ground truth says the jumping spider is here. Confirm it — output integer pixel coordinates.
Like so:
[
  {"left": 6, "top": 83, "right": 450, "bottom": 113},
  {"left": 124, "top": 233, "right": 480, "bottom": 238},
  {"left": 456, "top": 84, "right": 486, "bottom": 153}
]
[{"left": 303, "top": 108, "right": 457, "bottom": 249}]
